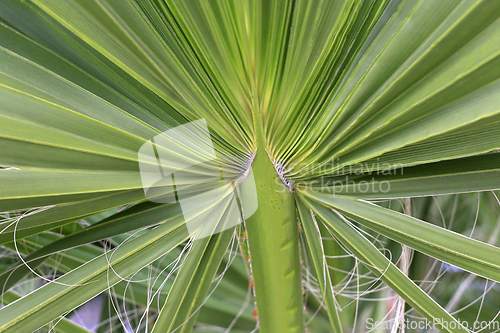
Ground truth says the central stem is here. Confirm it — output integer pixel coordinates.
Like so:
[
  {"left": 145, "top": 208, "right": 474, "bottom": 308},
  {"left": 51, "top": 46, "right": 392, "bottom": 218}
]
[{"left": 245, "top": 112, "right": 305, "bottom": 332}]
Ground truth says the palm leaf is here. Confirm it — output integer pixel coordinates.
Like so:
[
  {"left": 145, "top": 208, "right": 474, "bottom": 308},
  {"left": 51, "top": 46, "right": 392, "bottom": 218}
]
[{"left": 1, "top": 0, "right": 499, "bottom": 332}]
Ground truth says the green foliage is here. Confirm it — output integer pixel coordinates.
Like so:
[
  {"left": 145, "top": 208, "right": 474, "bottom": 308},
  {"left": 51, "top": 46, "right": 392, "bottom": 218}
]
[{"left": 0, "top": 0, "right": 499, "bottom": 332}]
